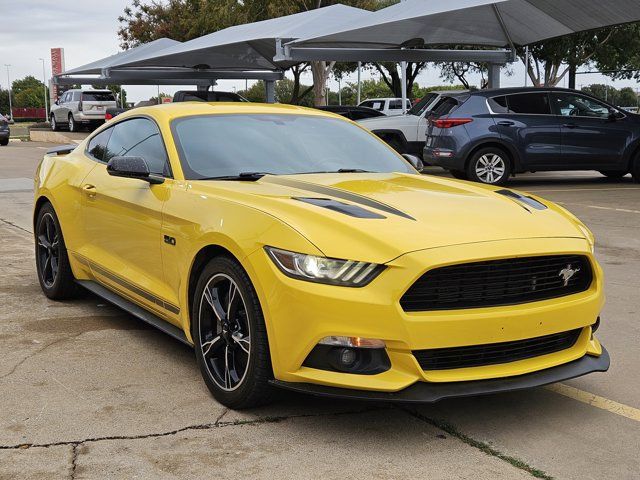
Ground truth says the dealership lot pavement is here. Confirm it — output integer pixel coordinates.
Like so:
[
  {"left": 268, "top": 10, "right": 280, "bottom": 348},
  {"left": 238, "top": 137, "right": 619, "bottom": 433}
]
[{"left": 0, "top": 142, "right": 638, "bottom": 479}]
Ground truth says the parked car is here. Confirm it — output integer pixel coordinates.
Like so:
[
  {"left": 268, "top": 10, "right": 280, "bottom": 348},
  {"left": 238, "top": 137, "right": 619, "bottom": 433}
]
[
  {"left": 50, "top": 89, "right": 117, "bottom": 132},
  {"left": 423, "top": 87, "right": 640, "bottom": 185},
  {"left": 34, "top": 102, "right": 608, "bottom": 409},
  {"left": 358, "top": 98, "right": 412, "bottom": 116},
  {"left": 357, "top": 91, "right": 466, "bottom": 154},
  {"left": 0, "top": 114, "right": 9, "bottom": 146},
  {"left": 316, "top": 105, "right": 386, "bottom": 121},
  {"left": 105, "top": 91, "right": 247, "bottom": 121}
]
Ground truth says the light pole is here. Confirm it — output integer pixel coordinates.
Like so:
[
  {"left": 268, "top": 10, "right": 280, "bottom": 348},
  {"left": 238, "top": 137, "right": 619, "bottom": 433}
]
[
  {"left": 39, "top": 58, "right": 49, "bottom": 118},
  {"left": 4, "top": 64, "right": 12, "bottom": 121}
]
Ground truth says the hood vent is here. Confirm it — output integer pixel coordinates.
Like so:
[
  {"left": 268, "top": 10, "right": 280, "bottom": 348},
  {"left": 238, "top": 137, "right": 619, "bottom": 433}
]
[
  {"left": 294, "top": 197, "right": 386, "bottom": 219},
  {"left": 496, "top": 189, "right": 547, "bottom": 211}
]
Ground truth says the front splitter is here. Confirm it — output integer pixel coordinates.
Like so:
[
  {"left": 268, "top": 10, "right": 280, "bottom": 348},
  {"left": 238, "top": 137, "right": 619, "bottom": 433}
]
[{"left": 271, "top": 347, "right": 610, "bottom": 403}]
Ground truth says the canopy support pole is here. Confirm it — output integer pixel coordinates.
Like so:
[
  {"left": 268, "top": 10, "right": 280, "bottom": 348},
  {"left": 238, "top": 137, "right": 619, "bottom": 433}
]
[
  {"left": 401, "top": 61, "right": 408, "bottom": 114},
  {"left": 265, "top": 80, "right": 276, "bottom": 103},
  {"left": 357, "top": 61, "right": 361, "bottom": 104},
  {"left": 488, "top": 64, "right": 501, "bottom": 89}
]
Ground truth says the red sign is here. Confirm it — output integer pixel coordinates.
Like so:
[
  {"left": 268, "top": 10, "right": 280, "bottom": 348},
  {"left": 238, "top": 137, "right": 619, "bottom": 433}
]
[{"left": 50, "top": 48, "right": 65, "bottom": 100}]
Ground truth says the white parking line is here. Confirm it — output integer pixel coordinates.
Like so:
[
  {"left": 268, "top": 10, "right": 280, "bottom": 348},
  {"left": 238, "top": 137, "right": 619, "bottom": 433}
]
[
  {"left": 555, "top": 202, "right": 640, "bottom": 214},
  {"left": 527, "top": 187, "right": 640, "bottom": 193}
]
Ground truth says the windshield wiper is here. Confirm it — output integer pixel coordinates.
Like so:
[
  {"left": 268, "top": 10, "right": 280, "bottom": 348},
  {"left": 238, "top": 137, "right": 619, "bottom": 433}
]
[
  {"left": 201, "top": 172, "right": 271, "bottom": 181},
  {"left": 336, "top": 169, "right": 374, "bottom": 173}
]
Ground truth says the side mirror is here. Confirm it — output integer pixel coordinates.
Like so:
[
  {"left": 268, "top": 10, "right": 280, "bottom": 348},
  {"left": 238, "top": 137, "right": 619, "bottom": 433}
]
[
  {"left": 608, "top": 108, "right": 619, "bottom": 121},
  {"left": 402, "top": 153, "right": 424, "bottom": 172},
  {"left": 106, "top": 156, "right": 164, "bottom": 184}
]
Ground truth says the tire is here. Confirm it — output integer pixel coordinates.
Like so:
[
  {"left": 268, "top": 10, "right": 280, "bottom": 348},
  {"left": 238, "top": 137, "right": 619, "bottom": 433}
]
[
  {"left": 50, "top": 114, "right": 58, "bottom": 131},
  {"left": 192, "top": 256, "right": 274, "bottom": 409},
  {"left": 449, "top": 169, "right": 468, "bottom": 180},
  {"left": 35, "top": 203, "right": 79, "bottom": 300},
  {"left": 466, "top": 147, "right": 512, "bottom": 186},
  {"left": 0, "top": 138, "right": 8, "bottom": 147},
  {"left": 632, "top": 154, "right": 640, "bottom": 183},
  {"left": 599, "top": 170, "right": 628, "bottom": 180},
  {"left": 68, "top": 114, "right": 77, "bottom": 132}
]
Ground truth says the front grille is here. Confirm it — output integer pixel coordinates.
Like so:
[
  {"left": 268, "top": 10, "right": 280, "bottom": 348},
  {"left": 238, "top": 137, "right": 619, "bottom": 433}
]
[
  {"left": 400, "top": 255, "right": 592, "bottom": 312},
  {"left": 413, "top": 328, "right": 582, "bottom": 370}
]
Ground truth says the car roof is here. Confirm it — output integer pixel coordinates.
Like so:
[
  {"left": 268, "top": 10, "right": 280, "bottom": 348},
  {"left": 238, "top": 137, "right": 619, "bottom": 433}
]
[
  {"left": 468, "top": 86, "right": 600, "bottom": 98},
  {"left": 114, "top": 102, "right": 342, "bottom": 123}
]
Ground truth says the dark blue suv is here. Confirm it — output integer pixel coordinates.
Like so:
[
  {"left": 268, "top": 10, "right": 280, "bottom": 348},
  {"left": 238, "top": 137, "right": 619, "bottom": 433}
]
[{"left": 423, "top": 87, "right": 640, "bottom": 185}]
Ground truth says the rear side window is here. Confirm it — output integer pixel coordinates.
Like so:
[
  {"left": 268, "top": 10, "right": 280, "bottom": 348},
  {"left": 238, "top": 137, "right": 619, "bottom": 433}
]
[
  {"left": 86, "top": 128, "right": 113, "bottom": 162},
  {"left": 431, "top": 97, "right": 459, "bottom": 117},
  {"left": 488, "top": 96, "right": 509, "bottom": 113},
  {"left": 505, "top": 93, "right": 551, "bottom": 115},
  {"left": 82, "top": 92, "right": 116, "bottom": 102},
  {"left": 105, "top": 118, "right": 170, "bottom": 176}
]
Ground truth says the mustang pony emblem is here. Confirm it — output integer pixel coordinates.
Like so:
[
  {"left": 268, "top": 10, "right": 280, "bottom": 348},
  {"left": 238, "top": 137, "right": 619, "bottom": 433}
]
[{"left": 559, "top": 264, "right": 581, "bottom": 286}]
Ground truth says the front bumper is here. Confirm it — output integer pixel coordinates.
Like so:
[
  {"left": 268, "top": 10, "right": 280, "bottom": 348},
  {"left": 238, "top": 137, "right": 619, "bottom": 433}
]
[
  {"left": 245, "top": 237, "right": 605, "bottom": 392},
  {"left": 0, "top": 130, "right": 9, "bottom": 140},
  {"left": 272, "top": 346, "right": 610, "bottom": 403}
]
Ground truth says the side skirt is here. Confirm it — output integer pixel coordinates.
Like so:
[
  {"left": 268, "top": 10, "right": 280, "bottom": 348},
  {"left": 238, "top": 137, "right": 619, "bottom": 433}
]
[{"left": 77, "top": 280, "right": 192, "bottom": 347}]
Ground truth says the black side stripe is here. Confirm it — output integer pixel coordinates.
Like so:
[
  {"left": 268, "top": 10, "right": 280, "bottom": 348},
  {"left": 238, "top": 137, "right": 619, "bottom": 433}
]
[
  {"left": 74, "top": 253, "right": 180, "bottom": 315},
  {"left": 263, "top": 176, "right": 416, "bottom": 221}
]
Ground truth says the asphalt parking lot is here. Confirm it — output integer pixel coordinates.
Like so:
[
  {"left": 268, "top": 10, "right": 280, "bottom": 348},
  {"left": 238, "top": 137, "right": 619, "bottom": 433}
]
[{"left": 0, "top": 142, "right": 638, "bottom": 480}]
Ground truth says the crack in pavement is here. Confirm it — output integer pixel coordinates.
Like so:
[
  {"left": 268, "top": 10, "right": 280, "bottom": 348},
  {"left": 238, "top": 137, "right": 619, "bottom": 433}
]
[
  {"left": 0, "top": 405, "right": 388, "bottom": 451},
  {"left": 0, "top": 217, "right": 32, "bottom": 235},
  {"left": 69, "top": 443, "right": 79, "bottom": 480},
  {"left": 396, "top": 405, "right": 554, "bottom": 480},
  {"left": 0, "top": 331, "right": 86, "bottom": 381}
]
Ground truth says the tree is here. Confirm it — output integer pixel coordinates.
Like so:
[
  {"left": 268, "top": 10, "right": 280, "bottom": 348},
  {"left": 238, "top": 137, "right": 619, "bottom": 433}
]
[
  {"left": 581, "top": 84, "right": 640, "bottom": 107},
  {"left": 517, "top": 24, "right": 640, "bottom": 87},
  {"left": 9, "top": 76, "right": 48, "bottom": 108},
  {"left": 94, "top": 85, "right": 128, "bottom": 106}
]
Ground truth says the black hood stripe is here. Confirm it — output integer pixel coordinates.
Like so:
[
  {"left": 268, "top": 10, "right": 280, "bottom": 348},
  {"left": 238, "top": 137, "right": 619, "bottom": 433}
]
[{"left": 263, "top": 176, "right": 415, "bottom": 221}]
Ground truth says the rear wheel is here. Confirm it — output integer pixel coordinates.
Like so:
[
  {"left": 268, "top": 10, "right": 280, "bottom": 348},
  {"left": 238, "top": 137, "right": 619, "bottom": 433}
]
[
  {"left": 632, "top": 154, "right": 640, "bottom": 183},
  {"left": 466, "top": 147, "right": 511, "bottom": 186},
  {"left": 35, "top": 203, "right": 79, "bottom": 300},
  {"left": 192, "top": 256, "right": 274, "bottom": 409},
  {"left": 599, "top": 170, "right": 628, "bottom": 180}
]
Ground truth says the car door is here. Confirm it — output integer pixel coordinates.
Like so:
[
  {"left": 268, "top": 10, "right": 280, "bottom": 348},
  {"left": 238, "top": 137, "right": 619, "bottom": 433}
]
[
  {"left": 492, "top": 92, "right": 562, "bottom": 169},
  {"left": 54, "top": 92, "right": 69, "bottom": 121},
  {"left": 80, "top": 117, "right": 179, "bottom": 322},
  {"left": 550, "top": 91, "right": 632, "bottom": 168}
]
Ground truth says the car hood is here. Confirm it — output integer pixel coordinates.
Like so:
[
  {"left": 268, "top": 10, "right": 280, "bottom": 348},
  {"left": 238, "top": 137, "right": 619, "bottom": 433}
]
[{"left": 191, "top": 173, "right": 587, "bottom": 263}]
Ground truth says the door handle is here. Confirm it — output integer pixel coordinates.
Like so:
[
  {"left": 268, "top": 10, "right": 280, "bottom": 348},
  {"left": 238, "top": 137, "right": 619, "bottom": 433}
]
[
  {"left": 497, "top": 121, "right": 515, "bottom": 126},
  {"left": 563, "top": 123, "right": 577, "bottom": 129},
  {"left": 82, "top": 184, "right": 97, "bottom": 197}
]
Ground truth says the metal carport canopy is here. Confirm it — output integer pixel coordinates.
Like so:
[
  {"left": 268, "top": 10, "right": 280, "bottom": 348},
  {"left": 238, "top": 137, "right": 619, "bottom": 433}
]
[
  {"left": 108, "top": 4, "right": 370, "bottom": 71},
  {"left": 282, "top": 0, "right": 640, "bottom": 62}
]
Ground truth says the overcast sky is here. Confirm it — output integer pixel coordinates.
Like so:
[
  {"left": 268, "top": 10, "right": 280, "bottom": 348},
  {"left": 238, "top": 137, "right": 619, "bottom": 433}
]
[{"left": 1, "top": 0, "right": 638, "bottom": 103}]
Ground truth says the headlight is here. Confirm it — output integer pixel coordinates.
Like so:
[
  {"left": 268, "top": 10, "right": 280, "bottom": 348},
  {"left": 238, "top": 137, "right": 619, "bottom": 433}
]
[{"left": 265, "top": 247, "right": 384, "bottom": 287}]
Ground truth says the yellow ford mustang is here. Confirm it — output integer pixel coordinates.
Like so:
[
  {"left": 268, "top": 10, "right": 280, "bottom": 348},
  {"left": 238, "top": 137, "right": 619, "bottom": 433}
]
[{"left": 34, "top": 102, "right": 609, "bottom": 409}]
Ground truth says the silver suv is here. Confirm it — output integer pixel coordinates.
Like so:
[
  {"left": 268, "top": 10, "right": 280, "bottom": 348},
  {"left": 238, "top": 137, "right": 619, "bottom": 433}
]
[{"left": 50, "top": 89, "right": 117, "bottom": 132}]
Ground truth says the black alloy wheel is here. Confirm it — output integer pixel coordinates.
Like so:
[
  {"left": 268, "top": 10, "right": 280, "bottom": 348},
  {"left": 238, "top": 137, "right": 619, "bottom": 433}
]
[
  {"left": 193, "top": 256, "right": 274, "bottom": 409},
  {"left": 35, "top": 203, "right": 78, "bottom": 299}
]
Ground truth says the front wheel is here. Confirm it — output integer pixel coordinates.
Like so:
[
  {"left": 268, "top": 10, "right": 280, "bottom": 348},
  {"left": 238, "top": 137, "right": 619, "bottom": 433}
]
[
  {"left": 35, "top": 203, "right": 79, "bottom": 299},
  {"left": 192, "top": 256, "right": 274, "bottom": 409},
  {"left": 50, "top": 114, "right": 58, "bottom": 131},
  {"left": 466, "top": 147, "right": 511, "bottom": 186},
  {"left": 68, "top": 115, "right": 77, "bottom": 132}
]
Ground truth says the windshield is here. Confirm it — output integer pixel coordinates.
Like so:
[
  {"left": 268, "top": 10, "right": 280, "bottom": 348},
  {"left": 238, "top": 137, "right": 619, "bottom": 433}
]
[
  {"left": 408, "top": 93, "right": 439, "bottom": 116},
  {"left": 172, "top": 114, "right": 415, "bottom": 179},
  {"left": 82, "top": 92, "right": 116, "bottom": 102}
]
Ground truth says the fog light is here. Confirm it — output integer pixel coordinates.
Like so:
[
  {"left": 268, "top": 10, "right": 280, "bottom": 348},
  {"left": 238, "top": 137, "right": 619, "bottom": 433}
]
[{"left": 338, "top": 348, "right": 357, "bottom": 367}]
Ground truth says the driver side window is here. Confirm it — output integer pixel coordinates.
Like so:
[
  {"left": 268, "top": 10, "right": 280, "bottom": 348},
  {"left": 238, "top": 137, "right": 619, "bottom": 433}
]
[
  {"left": 551, "top": 93, "right": 612, "bottom": 119},
  {"left": 104, "top": 118, "right": 171, "bottom": 177}
]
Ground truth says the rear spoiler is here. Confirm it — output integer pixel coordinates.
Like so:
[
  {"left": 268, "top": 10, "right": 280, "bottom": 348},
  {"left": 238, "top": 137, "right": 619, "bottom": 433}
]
[{"left": 46, "top": 144, "right": 78, "bottom": 156}]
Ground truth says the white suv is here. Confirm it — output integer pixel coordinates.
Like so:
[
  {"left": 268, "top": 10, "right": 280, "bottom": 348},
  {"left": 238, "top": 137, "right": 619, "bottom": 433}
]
[
  {"left": 358, "top": 91, "right": 466, "bottom": 154},
  {"left": 358, "top": 98, "right": 412, "bottom": 117},
  {"left": 50, "top": 89, "right": 117, "bottom": 132}
]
